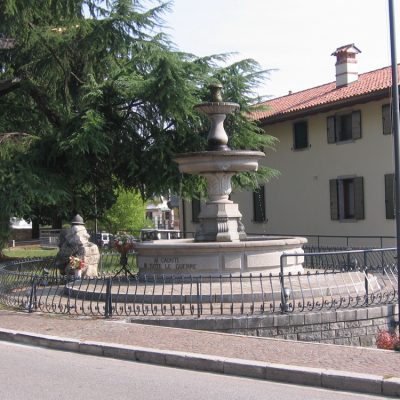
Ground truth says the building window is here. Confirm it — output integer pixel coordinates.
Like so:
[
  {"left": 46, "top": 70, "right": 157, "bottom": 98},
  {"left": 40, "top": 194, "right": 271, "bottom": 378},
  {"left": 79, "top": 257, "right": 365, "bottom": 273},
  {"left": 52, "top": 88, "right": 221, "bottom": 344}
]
[
  {"left": 253, "top": 185, "right": 266, "bottom": 222},
  {"left": 382, "top": 104, "right": 392, "bottom": 135},
  {"left": 191, "top": 196, "right": 201, "bottom": 223},
  {"left": 385, "top": 173, "right": 395, "bottom": 219},
  {"left": 293, "top": 121, "right": 308, "bottom": 150},
  {"left": 329, "top": 177, "right": 364, "bottom": 220},
  {"left": 327, "top": 110, "right": 361, "bottom": 143}
]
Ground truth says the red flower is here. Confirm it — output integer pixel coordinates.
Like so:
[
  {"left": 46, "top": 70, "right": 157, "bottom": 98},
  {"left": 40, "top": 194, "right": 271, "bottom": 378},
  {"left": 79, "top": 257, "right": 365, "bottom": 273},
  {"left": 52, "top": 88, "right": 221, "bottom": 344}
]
[
  {"left": 113, "top": 235, "right": 136, "bottom": 253},
  {"left": 376, "top": 330, "right": 400, "bottom": 350},
  {"left": 69, "top": 256, "right": 85, "bottom": 270}
]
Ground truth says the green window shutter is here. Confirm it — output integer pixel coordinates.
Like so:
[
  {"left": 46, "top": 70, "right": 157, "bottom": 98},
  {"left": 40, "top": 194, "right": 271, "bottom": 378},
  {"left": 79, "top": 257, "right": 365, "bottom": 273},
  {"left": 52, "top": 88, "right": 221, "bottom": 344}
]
[
  {"left": 327, "top": 116, "right": 336, "bottom": 143},
  {"left": 351, "top": 110, "right": 362, "bottom": 140},
  {"left": 329, "top": 179, "right": 339, "bottom": 220},
  {"left": 385, "top": 173, "right": 395, "bottom": 219},
  {"left": 293, "top": 121, "right": 308, "bottom": 149},
  {"left": 382, "top": 104, "right": 392, "bottom": 135},
  {"left": 253, "top": 185, "right": 266, "bottom": 222},
  {"left": 354, "top": 177, "right": 364, "bottom": 220}
]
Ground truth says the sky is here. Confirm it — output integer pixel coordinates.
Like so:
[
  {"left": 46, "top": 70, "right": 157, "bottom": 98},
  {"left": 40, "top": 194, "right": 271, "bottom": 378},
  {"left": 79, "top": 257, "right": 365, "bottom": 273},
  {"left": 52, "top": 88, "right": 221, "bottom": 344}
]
[{"left": 161, "top": 0, "right": 399, "bottom": 99}]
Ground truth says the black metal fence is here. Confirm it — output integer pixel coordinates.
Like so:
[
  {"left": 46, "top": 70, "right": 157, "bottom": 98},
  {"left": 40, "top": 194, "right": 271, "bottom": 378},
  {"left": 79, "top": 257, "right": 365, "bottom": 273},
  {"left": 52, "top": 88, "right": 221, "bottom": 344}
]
[
  {"left": 263, "top": 234, "right": 396, "bottom": 249},
  {"left": 302, "top": 247, "right": 397, "bottom": 270},
  {"left": 0, "top": 248, "right": 397, "bottom": 318},
  {"left": 280, "top": 248, "right": 398, "bottom": 313}
]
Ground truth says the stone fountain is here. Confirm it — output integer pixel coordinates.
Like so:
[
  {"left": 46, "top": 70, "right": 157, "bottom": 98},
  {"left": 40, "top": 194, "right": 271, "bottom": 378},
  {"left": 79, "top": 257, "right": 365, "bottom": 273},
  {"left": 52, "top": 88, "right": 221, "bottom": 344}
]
[{"left": 135, "top": 84, "right": 306, "bottom": 276}]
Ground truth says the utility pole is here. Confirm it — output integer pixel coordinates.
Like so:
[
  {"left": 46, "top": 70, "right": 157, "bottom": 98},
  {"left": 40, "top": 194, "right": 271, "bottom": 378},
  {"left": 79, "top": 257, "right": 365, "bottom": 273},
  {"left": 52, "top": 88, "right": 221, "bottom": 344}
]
[{"left": 388, "top": 0, "right": 400, "bottom": 334}]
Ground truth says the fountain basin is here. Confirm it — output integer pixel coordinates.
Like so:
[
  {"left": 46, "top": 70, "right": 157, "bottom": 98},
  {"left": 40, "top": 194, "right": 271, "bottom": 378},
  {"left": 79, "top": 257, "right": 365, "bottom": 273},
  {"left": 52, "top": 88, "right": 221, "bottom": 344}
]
[
  {"left": 194, "top": 102, "right": 240, "bottom": 115},
  {"left": 136, "top": 236, "right": 307, "bottom": 276},
  {"left": 174, "top": 150, "right": 265, "bottom": 174}
]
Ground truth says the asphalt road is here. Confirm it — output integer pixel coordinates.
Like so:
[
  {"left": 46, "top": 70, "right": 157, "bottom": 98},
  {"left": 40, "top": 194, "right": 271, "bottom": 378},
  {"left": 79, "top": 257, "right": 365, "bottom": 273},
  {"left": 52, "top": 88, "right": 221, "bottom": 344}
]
[{"left": 0, "top": 341, "right": 389, "bottom": 400}]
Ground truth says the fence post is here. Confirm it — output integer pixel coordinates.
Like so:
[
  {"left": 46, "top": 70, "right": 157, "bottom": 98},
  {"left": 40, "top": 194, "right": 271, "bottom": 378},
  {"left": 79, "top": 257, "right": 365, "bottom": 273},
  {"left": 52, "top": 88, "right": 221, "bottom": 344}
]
[
  {"left": 280, "top": 255, "right": 286, "bottom": 313},
  {"left": 346, "top": 253, "right": 351, "bottom": 271},
  {"left": 364, "top": 267, "right": 369, "bottom": 307},
  {"left": 363, "top": 250, "right": 369, "bottom": 269},
  {"left": 99, "top": 252, "right": 103, "bottom": 274},
  {"left": 196, "top": 278, "right": 201, "bottom": 318},
  {"left": 28, "top": 277, "right": 37, "bottom": 313},
  {"left": 105, "top": 277, "right": 113, "bottom": 318},
  {"left": 363, "top": 250, "right": 369, "bottom": 307}
]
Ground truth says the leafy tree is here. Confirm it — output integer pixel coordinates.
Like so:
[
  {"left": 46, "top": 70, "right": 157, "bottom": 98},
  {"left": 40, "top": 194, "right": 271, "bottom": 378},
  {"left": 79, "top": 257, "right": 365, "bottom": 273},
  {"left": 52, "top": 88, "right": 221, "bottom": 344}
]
[
  {"left": 100, "top": 189, "right": 153, "bottom": 234},
  {"left": 0, "top": 0, "right": 276, "bottom": 256}
]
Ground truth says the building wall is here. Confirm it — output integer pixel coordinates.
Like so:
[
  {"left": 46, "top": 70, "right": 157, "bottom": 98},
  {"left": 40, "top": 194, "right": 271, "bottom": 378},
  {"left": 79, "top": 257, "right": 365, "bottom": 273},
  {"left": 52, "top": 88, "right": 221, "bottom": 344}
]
[
  {"left": 182, "top": 99, "right": 396, "bottom": 243},
  {"left": 234, "top": 99, "right": 396, "bottom": 241}
]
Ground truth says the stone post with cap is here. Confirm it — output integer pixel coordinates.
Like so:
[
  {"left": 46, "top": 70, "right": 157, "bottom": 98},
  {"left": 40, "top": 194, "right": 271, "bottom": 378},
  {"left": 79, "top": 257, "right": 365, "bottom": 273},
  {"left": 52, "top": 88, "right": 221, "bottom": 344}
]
[{"left": 55, "top": 214, "right": 100, "bottom": 277}]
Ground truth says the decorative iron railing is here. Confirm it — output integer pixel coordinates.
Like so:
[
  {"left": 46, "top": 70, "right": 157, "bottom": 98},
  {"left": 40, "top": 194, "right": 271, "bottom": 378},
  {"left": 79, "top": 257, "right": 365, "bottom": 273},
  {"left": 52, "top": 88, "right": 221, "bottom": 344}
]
[
  {"left": 259, "top": 233, "right": 397, "bottom": 249},
  {"left": 302, "top": 247, "right": 397, "bottom": 270},
  {"left": 0, "top": 248, "right": 397, "bottom": 318}
]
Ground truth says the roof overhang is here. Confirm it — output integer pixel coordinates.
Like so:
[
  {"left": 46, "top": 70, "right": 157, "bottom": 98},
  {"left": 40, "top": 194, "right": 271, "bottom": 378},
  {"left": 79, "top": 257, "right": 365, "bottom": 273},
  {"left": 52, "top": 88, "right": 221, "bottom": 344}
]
[{"left": 258, "top": 88, "right": 392, "bottom": 126}]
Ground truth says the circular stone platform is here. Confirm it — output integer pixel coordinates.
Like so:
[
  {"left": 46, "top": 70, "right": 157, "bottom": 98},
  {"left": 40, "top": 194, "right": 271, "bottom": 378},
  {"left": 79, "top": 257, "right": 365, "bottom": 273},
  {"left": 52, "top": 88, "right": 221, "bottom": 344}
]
[{"left": 135, "top": 236, "right": 307, "bottom": 276}]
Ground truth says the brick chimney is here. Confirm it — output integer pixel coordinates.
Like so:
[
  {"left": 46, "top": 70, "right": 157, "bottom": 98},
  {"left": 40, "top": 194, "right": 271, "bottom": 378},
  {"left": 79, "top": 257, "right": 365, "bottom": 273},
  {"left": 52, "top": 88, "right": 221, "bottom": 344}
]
[{"left": 332, "top": 44, "right": 361, "bottom": 87}]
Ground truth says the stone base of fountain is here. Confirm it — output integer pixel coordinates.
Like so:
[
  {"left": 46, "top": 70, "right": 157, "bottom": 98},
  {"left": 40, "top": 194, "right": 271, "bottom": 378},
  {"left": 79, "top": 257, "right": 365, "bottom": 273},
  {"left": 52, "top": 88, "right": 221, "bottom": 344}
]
[
  {"left": 195, "top": 202, "right": 245, "bottom": 242},
  {"left": 135, "top": 236, "right": 307, "bottom": 276}
]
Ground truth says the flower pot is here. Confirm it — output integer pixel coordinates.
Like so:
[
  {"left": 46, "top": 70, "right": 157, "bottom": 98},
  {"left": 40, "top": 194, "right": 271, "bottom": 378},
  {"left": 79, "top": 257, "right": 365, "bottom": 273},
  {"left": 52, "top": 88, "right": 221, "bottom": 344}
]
[{"left": 74, "top": 269, "right": 82, "bottom": 279}]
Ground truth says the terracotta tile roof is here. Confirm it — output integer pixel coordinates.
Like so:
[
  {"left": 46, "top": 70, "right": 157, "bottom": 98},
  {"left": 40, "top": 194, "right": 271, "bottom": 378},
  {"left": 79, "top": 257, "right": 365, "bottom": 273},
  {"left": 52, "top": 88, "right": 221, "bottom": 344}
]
[{"left": 254, "top": 64, "right": 400, "bottom": 123}]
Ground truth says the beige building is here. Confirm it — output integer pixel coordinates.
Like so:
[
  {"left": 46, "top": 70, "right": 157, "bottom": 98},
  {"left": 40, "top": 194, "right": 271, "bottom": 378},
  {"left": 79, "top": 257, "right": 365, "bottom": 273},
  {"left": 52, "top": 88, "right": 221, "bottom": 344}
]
[{"left": 182, "top": 45, "right": 399, "bottom": 247}]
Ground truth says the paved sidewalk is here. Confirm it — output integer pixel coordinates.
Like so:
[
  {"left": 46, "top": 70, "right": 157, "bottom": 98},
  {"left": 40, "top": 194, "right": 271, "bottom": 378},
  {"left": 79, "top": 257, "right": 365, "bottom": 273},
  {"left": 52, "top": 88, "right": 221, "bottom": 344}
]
[{"left": 0, "top": 310, "right": 399, "bottom": 397}]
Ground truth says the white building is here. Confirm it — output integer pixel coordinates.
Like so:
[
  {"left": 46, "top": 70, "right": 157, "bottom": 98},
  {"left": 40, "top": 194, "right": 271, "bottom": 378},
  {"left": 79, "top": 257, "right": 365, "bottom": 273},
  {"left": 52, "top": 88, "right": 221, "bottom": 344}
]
[{"left": 146, "top": 196, "right": 179, "bottom": 230}]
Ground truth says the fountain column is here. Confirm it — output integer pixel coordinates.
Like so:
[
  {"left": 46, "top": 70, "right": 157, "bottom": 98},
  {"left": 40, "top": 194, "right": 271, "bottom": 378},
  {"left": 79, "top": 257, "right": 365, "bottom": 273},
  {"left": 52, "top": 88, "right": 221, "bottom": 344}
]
[
  {"left": 195, "top": 170, "right": 244, "bottom": 242},
  {"left": 177, "top": 83, "right": 256, "bottom": 242}
]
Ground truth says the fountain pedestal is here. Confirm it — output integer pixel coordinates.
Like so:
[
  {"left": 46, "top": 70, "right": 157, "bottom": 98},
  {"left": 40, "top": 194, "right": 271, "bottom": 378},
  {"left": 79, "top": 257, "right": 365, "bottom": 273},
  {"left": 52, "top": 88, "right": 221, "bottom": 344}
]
[
  {"left": 197, "top": 171, "right": 241, "bottom": 241},
  {"left": 195, "top": 201, "right": 244, "bottom": 242}
]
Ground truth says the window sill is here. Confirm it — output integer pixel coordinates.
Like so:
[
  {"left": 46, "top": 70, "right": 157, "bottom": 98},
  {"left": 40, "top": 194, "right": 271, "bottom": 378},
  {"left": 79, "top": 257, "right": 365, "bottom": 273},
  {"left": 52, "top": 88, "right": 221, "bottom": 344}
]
[
  {"left": 337, "top": 218, "right": 359, "bottom": 223},
  {"left": 292, "top": 146, "right": 310, "bottom": 152},
  {"left": 335, "top": 139, "right": 356, "bottom": 145}
]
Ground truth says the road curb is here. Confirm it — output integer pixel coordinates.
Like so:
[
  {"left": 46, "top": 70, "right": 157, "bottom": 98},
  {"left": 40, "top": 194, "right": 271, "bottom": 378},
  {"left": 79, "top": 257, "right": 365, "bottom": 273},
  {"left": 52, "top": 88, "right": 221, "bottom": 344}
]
[{"left": 0, "top": 327, "right": 399, "bottom": 397}]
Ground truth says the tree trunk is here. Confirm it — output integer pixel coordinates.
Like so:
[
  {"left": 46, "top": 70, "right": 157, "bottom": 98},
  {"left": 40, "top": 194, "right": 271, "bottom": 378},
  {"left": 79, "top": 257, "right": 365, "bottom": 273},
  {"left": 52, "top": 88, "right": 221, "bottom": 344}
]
[
  {"left": 31, "top": 218, "right": 40, "bottom": 239},
  {"left": 52, "top": 216, "right": 62, "bottom": 229}
]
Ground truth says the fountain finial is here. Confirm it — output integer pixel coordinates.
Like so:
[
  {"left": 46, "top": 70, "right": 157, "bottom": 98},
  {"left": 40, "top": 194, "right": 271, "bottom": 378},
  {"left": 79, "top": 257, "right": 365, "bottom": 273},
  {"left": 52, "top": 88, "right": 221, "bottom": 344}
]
[
  {"left": 209, "top": 82, "right": 223, "bottom": 102},
  {"left": 194, "top": 83, "right": 239, "bottom": 151}
]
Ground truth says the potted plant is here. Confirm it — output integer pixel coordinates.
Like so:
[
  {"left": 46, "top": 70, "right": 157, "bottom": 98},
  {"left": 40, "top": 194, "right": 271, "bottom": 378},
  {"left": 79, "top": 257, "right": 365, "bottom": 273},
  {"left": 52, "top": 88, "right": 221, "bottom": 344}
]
[
  {"left": 113, "top": 234, "right": 137, "bottom": 277},
  {"left": 113, "top": 234, "right": 137, "bottom": 254},
  {"left": 69, "top": 256, "right": 85, "bottom": 279}
]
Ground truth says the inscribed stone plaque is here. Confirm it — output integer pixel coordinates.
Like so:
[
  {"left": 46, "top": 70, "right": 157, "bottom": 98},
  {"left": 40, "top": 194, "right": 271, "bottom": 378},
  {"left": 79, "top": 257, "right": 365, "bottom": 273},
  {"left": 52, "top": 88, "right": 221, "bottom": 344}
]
[{"left": 138, "top": 255, "right": 220, "bottom": 274}]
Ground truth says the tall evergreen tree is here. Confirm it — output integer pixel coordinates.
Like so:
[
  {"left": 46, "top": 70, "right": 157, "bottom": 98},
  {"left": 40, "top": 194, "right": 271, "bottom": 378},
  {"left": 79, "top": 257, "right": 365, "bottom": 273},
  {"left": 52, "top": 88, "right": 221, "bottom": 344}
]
[{"left": 0, "top": 0, "right": 276, "bottom": 254}]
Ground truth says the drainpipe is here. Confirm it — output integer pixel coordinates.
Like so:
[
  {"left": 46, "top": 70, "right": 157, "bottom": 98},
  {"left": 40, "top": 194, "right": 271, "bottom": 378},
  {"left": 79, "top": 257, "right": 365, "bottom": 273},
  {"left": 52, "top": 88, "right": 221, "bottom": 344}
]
[{"left": 388, "top": 0, "right": 400, "bottom": 334}]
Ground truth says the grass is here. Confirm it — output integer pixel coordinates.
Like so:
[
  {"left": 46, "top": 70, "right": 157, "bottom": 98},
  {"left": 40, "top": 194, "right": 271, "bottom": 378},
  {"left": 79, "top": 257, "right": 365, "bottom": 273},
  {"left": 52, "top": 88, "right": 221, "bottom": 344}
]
[
  {"left": 99, "top": 252, "right": 138, "bottom": 274},
  {"left": 3, "top": 247, "right": 58, "bottom": 259},
  {"left": 2, "top": 246, "right": 138, "bottom": 274}
]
